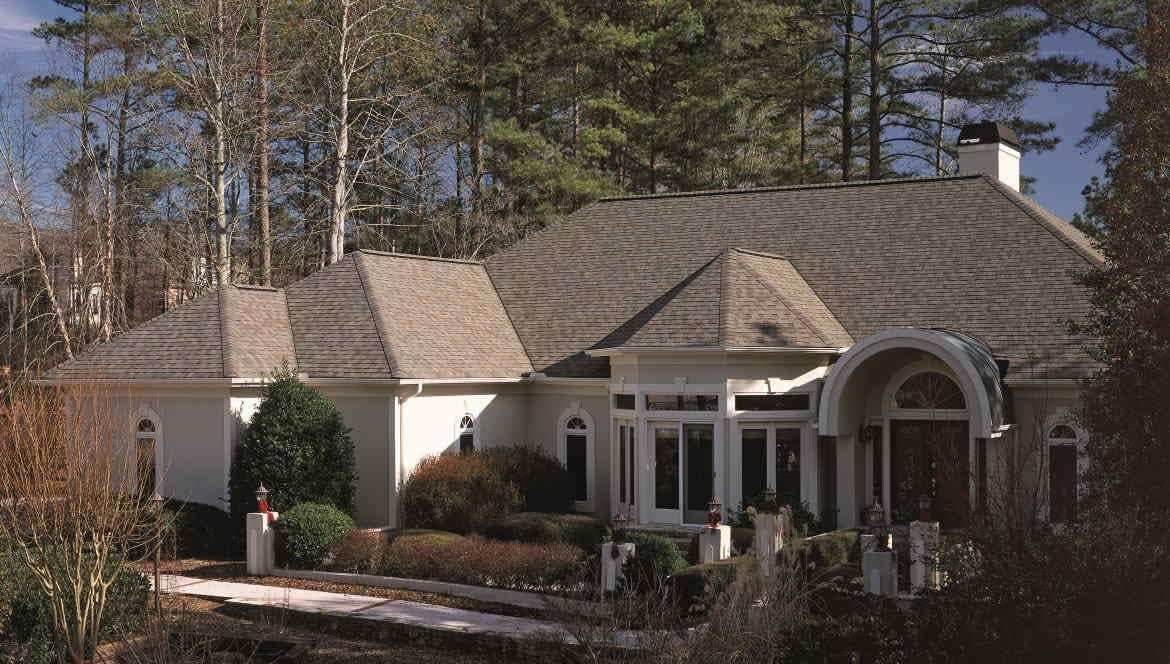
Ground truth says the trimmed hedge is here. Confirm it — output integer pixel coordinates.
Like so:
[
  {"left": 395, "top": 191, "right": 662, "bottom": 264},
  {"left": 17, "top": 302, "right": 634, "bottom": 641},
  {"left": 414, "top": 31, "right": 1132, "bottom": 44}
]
[
  {"left": 621, "top": 532, "right": 687, "bottom": 591},
  {"left": 484, "top": 512, "right": 610, "bottom": 551},
  {"left": 229, "top": 373, "right": 357, "bottom": 526},
  {"left": 401, "top": 454, "right": 521, "bottom": 534},
  {"left": 277, "top": 503, "right": 356, "bottom": 568},
  {"left": 479, "top": 446, "right": 574, "bottom": 513},
  {"left": 671, "top": 557, "right": 742, "bottom": 613},
  {"left": 165, "top": 499, "right": 236, "bottom": 558},
  {"left": 800, "top": 529, "right": 861, "bottom": 570}
]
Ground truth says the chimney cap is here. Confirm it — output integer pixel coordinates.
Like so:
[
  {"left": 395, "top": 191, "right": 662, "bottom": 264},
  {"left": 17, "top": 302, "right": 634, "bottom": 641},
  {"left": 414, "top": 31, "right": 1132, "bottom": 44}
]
[{"left": 957, "top": 122, "right": 1021, "bottom": 151}]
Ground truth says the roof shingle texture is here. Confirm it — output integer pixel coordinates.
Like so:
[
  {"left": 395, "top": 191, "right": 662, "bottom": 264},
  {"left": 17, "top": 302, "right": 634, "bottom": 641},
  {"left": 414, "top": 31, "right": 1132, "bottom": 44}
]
[
  {"left": 486, "top": 175, "right": 1101, "bottom": 378},
  {"left": 46, "top": 252, "right": 533, "bottom": 380}
]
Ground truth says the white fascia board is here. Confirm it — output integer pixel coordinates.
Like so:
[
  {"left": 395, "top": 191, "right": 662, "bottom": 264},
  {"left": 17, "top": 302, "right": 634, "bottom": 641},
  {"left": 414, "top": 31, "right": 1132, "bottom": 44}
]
[{"left": 34, "top": 377, "right": 235, "bottom": 388}]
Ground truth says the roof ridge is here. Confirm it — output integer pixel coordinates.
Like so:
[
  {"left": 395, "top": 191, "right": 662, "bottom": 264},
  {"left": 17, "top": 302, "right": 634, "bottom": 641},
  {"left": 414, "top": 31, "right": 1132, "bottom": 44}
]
[
  {"left": 352, "top": 252, "right": 400, "bottom": 377},
  {"left": 230, "top": 283, "right": 281, "bottom": 292},
  {"left": 217, "top": 287, "right": 231, "bottom": 377},
  {"left": 482, "top": 264, "right": 537, "bottom": 373},
  {"left": 356, "top": 248, "right": 483, "bottom": 266},
  {"left": 734, "top": 253, "right": 835, "bottom": 347},
  {"left": 982, "top": 177, "right": 1104, "bottom": 267},
  {"left": 731, "top": 247, "right": 789, "bottom": 261},
  {"left": 715, "top": 250, "right": 729, "bottom": 346},
  {"left": 597, "top": 174, "right": 981, "bottom": 203}
]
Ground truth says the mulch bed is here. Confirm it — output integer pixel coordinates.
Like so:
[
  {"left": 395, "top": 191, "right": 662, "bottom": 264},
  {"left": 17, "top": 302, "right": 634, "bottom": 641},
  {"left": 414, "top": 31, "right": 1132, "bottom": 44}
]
[{"left": 130, "top": 558, "right": 550, "bottom": 620}]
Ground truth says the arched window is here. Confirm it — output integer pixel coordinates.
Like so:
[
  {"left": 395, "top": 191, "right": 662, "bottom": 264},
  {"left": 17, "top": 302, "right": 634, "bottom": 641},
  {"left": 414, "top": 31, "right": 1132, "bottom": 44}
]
[
  {"left": 136, "top": 417, "right": 158, "bottom": 495},
  {"left": 560, "top": 411, "right": 593, "bottom": 508},
  {"left": 458, "top": 415, "right": 476, "bottom": 455},
  {"left": 894, "top": 371, "right": 966, "bottom": 410},
  {"left": 1048, "top": 424, "right": 1080, "bottom": 523}
]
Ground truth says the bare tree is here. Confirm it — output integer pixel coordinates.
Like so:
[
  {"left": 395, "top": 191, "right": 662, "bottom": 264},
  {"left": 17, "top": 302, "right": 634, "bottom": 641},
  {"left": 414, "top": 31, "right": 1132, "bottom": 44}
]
[{"left": 0, "top": 383, "right": 169, "bottom": 664}]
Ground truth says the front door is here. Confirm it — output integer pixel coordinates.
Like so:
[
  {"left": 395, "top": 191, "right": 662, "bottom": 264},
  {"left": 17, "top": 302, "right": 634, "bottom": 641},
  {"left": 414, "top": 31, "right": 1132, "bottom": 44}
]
[
  {"left": 651, "top": 422, "right": 715, "bottom": 524},
  {"left": 890, "top": 420, "right": 969, "bottom": 527}
]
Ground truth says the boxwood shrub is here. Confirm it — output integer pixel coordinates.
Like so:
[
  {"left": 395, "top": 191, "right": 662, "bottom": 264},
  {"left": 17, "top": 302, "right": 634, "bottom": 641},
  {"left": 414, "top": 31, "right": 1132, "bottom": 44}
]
[
  {"left": 276, "top": 503, "right": 356, "bottom": 568},
  {"left": 484, "top": 512, "right": 610, "bottom": 551},
  {"left": 621, "top": 532, "right": 686, "bottom": 591},
  {"left": 164, "top": 499, "right": 236, "bottom": 558}
]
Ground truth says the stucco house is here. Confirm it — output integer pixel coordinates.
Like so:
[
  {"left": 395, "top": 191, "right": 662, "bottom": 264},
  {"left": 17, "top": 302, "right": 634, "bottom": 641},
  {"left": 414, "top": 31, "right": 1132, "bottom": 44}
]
[{"left": 43, "top": 123, "right": 1098, "bottom": 531}]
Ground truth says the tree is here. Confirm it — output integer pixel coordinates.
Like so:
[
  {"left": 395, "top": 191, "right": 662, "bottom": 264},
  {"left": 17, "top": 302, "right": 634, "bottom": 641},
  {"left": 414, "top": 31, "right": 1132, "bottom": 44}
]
[
  {"left": 229, "top": 371, "right": 357, "bottom": 523},
  {"left": 0, "top": 385, "right": 164, "bottom": 664}
]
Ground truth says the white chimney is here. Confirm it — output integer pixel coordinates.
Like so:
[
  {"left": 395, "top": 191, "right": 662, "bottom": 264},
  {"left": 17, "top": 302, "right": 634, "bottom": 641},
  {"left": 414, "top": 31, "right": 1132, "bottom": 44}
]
[{"left": 956, "top": 122, "right": 1021, "bottom": 191}]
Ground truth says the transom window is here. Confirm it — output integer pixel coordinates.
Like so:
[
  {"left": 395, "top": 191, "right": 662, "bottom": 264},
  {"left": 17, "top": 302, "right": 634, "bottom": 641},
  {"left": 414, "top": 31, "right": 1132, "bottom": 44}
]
[
  {"left": 566, "top": 416, "right": 587, "bottom": 430},
  {"left": 645, "top": 394, "right": 719, "bottom": 411},
  {"left": 458, "top": 415, "right": 475, "bottom": 455},
  {"left": 735, "top": 393, "right": 810, "bottom": 412},
  {"left": 1049, "top": 424, "right": 1078, "bottom": 442},
  {"left": 893, "top": 371, "right": 966, "bottom": 410}
]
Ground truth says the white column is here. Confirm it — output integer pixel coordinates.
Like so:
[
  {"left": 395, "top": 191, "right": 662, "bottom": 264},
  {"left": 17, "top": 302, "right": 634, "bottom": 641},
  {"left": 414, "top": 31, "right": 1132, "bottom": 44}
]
[
  {"left": 836, "top": 435, "right": 858, "bottom": 529},
  {"left": 246, "top": 512, "right": 278, "bottom": 576}
]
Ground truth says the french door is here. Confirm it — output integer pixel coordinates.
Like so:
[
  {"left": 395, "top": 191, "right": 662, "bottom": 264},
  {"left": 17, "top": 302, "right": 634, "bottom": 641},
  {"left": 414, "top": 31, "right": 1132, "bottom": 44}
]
[
  {"left": 735, "top": 424, "right": 803, "bottom": 510},
  {"left": 890, "top": 419, "right": 969, "bottom": 527},
  {"left": 651, "top": 421, "right": 716, "bottom": 524}
]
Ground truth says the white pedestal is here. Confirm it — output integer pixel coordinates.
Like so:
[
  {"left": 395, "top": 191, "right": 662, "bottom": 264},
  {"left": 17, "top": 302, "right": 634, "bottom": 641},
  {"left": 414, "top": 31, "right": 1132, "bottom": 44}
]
[
  {"left": 753, "top": 510, "right": 787, "bottom": 577},
  {"left": 601, "top": 542, "right": 636, "bottom": 591},
  {"left": 862, "top": 550, "right": 897, "bottom": 597},
  {"left": 909, "top": 520, "right": 941, "bottom": 594},
  {"left": 698, "top": 525, "right": 731, "bottom": 564},
  {"left": 860, "top": 533, "right": 893, "bottom": 554},
  {"left": 246, "top": 511, "right": 278, "bottom": 576}
]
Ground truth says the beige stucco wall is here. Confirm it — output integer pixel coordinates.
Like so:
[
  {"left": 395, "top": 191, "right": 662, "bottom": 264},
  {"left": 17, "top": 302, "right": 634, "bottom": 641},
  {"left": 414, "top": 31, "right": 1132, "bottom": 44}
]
[
  {"left": 328, "top": 395, "right": 394, "bottom": 527},
  {"left": 525, "top": 388, "right": 611, "bottom": 517}
]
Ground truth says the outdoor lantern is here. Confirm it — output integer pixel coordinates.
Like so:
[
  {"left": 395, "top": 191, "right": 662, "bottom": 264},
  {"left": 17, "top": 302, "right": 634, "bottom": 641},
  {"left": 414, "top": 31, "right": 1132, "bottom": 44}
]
[
  {"left": 707, "top": 496, "right": 723, "bottom": 528},
  {"left": 917, "top": 493, "right": 933, "bottom": 521},
  {"left": 149, "top": 491, "right": 164, "bottom": 513},
  {"left": 255, "top": 483, "right": 270, "bottom": 512},
  {"left": 761, "top": 487, "right": 778, "bottom": 512},
  {"left": 865, "top": 500, "right": 886, "bottom": 529}
]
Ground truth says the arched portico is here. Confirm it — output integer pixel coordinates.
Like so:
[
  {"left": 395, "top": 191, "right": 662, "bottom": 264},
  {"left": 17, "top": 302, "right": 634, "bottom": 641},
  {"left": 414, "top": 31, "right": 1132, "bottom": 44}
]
[{"left": 815, "top": 328, "right": 1006, "bottom": 528}]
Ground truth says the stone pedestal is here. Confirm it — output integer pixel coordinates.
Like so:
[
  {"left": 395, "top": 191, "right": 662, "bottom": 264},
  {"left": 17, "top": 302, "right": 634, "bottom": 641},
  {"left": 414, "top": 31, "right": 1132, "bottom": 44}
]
[
  {"left": 753, "top": 509, "right": 789, "bottom": 577},
  {"left": 698, "top": 525, "right": 731, "bottom": 564},
  {"left": 601, "top": 542, "right": 636, "bottom": 592},
  {"left": 246, "top": 511, "right": 278, "bottom": 576},
  {"left": 909, "top": 520, "right": 941, "bottom": 594},
  {"left": 862, "top": 549, "right": 897, "bottom": 597},
  {"left": 860, "top": 533, "right": 894, "bottom": 554}
]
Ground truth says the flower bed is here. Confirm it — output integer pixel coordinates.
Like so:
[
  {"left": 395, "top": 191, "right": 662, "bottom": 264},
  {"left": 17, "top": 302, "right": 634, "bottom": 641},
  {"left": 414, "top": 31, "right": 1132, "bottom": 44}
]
[{"left": 329, "top": 529, "right": 587, "bottom": 595}]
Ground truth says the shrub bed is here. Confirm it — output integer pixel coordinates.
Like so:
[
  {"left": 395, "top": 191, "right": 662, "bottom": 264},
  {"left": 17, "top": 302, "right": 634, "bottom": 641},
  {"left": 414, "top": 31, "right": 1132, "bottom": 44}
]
[
  {"left": 621, "top": 532, "right": 687, "bottom": 591},
  {"left": 328, "top": 529, "right": 585, "bottom": 594},
  {"left": 401, "top": 454, "right": 521, "bottom": 534},
  {"left": 277, "top": 503, "right": 356, "bottom": 568},
  {"left": 165, "top": 499, "right": 236, "bottom": 558},
  {"left": 800, "top": 529, "right": 860, "bottom": 570},
  {"left": 672, "top": 557, "right": 743, "bottom": 613},
  {"left": 478, "top": 446, "right": 574, "bottom": 513},
  {"left": 484, "top": 512, "right": 610, "bottom": 552}
]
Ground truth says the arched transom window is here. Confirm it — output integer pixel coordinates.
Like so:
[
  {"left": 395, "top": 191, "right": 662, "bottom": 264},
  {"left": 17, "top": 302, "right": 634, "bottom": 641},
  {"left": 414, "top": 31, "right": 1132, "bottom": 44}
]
[
  {"left": 894, "top": 371, "right": 966, "bottom": 410},
  {"left": 1048, "top": 424, "right": 1077, "bottom": 443},
  {"left": 458, "top": 415, "right": 476, "bottom": 455},
  {"left": 136, "top": 417, "right": 158, "bottom": 495}
]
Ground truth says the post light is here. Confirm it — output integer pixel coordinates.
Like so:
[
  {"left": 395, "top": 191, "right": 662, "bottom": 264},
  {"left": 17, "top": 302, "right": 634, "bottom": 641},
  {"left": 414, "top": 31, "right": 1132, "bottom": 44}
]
[
  {"left": 865, "top": 500, "right": 889, "bottom": 551},
  {"left": 917, "top": 493, "right": 933, "bottom": 522},
  {"left": 707, "top": 496, "right": 723, "bottom": 528},
  {"left": 255, "top": 483, "right": 270, "bottom": 512},
  {"left": 761, "top": 487, "right": 778, "bottom": 513}
]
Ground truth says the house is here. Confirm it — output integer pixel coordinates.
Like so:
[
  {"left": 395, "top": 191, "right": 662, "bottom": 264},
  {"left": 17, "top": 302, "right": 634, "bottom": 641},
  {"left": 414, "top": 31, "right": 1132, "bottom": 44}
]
[{"left": 42, "top": 123, "right": 1098, "bottom": 531}]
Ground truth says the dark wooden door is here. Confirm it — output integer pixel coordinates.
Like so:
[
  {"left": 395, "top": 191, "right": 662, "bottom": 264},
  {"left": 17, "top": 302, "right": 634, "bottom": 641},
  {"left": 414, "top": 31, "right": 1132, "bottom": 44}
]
[{"left": 890, "top": 420, "right": 969, "bottom": 527}]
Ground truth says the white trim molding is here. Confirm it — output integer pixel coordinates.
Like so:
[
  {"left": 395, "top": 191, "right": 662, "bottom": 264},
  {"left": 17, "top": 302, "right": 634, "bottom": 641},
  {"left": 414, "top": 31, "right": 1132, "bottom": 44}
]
[{"left": 557, "top": 405, "right": 596, "bottom": 512}]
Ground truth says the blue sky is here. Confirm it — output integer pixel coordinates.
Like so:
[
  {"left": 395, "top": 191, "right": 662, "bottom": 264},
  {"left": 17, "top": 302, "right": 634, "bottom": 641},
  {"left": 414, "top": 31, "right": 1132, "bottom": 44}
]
[{"left": 0, "top": 0, "right": 1113, "bottom": 221}]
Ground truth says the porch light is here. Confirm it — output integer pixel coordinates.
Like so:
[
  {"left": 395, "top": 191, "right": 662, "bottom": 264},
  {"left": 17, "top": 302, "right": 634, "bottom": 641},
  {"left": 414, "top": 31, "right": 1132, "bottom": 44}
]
[
  {"left": 707, "top": 496, "right": 723, "bottom": 528},
  {"left": 865, "top": 500, "right": 886, "bottom": 529},
  {"left": 760, "top": 487, "right": 778, "bottom": 512},
  {"left": 148, "top": 491, "right": 164, "bottom": 513},
  {"left": 917, "top": 494, "right": 933, "bottom": 521},
  {"left": 255, "top": 483, "right": 269, "bottom": 510}
]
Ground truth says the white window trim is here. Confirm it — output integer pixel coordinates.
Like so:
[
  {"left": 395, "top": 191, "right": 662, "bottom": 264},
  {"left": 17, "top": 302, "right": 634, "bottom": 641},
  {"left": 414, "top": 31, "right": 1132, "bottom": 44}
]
[
  {"left": 456, "top": 413, "right": 478, "bottom": 453},
  {"left": 133, "top": 405, "right": 163, "bottom": 494},
  {"left": 1044, "top": 414, "right": 1087, "bottom": 525},
  {"left": 557, "top": 405, "right": 595, "bottom": 512}
]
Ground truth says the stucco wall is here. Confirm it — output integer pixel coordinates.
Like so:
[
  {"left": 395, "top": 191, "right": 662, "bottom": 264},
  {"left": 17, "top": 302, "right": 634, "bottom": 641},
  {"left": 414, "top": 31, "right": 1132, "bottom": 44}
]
[
  {"left": 525, "top": 390, "right": 611, "bottom": 517},
  {"left": 328, "top": 395, "right": 394, "bottom": 527}
]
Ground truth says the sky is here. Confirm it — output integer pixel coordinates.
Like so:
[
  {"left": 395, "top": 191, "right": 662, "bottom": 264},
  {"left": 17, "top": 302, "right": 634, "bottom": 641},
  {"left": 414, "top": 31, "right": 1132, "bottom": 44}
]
[{"left": 0, "top": 0, "right": 1114, "bottom": 221}]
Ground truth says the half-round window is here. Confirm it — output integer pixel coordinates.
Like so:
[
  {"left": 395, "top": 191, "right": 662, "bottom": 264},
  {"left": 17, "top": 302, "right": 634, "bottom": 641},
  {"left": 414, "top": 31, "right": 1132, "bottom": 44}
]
[
  {"left": 566, "top": 416, "right": 588, "bottom": 431},
  {"left": 1049, "top": 424, "right": 1078, "bottom": 442},
  {"left": 137, "top": 419, "right": 156, "bottom": 434},
  {"left": 894, "top": 371, "right": 966, "bottom": 410}
]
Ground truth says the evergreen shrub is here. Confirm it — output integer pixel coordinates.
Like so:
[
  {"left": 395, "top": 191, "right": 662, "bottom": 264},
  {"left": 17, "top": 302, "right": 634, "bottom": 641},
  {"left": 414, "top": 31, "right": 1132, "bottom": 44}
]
[{"left": 276, "top": 502, "right": 356, "bottom": 568}]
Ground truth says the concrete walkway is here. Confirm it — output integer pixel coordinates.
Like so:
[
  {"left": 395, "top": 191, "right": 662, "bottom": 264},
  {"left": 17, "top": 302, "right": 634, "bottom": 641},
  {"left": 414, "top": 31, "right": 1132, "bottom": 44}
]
[{"left": 154, "top": 574, "right": 621, "bottom": 645}]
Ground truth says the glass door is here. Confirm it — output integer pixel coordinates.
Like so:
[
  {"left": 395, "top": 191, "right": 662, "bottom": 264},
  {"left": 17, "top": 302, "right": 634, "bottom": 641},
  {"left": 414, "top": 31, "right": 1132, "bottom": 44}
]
[
  {"left": 736, "top": 424, "right": 803, "bottom": 510},
  {"left": 615, "top": 420, "right": 636, "bottom": 519},
  {"left": 651, "top": 422, "right": 716, "bottom": 524}
]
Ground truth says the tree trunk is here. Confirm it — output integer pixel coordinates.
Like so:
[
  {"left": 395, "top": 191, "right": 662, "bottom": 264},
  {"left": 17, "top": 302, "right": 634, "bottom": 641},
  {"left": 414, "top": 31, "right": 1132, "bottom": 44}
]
[
  {"left": 867, "top": 0, "right": 882, "bottom": 180},
  {"left": 841, "top": 2, "right": 854, "bottom": 182},
  {"left": 255, "top": 0, "right": 272, "bottom": 284},
  {"left": 213, "top": 0, "right": 231, "bottom": 286},
  {"left": 328, "top": 0, "right": 352, "bottom": 265}
]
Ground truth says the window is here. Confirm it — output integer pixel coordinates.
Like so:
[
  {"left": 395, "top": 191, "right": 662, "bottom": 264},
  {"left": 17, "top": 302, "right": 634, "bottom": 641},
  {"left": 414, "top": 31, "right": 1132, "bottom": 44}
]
[
  {"left": 136, "top": 417, "right": 158, "bottom": 495},
  {"left": 564, "top": 415, "right": 590, "bottom": 503},
  {"left": 894, "top": 372, "right": 966, "bottom": 410},
  {"left": 458, "top": 415, "right": 475, "bottom": 455},
  {"left": 741, "top": 428, "right": 767, "bottom": 501},
  {"left": 645, "top": 394, "right": 719, "bottom": 411},
  {"left": 613, "top": 394, "right": 636, "bottom": 410},
  {"left": 1048, "top": 424, "right": 1080, "bottom": 523},
  {"left": 775, "top": 428, "right": 801, "bottom": 507},
  {"left": 735, "top": 394, "right": 810, "bottom": 411}
]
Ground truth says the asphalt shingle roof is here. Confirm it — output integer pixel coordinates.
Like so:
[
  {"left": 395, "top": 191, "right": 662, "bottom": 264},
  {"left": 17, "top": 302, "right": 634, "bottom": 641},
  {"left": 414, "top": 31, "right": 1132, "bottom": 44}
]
[{"left": 486, "top": 174, "right": 1101, "bottom": 379}]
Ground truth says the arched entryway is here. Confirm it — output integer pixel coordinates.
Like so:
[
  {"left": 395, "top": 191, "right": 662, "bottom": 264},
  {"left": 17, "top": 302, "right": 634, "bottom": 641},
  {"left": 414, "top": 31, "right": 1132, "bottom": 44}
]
[{"left": 817, "top": 328, "right": 1006, "bottom": 528}]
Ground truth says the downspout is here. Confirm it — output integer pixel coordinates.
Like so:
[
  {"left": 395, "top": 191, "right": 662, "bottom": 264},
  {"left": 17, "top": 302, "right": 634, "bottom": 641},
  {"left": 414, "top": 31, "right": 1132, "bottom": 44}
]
[{"left": 392, "top": 383, "right": 423, "bottom": 527}]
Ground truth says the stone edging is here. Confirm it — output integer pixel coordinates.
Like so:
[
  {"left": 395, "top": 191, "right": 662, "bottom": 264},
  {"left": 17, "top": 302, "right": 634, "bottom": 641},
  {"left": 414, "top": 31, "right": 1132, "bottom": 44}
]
[{"left": 284, "top": 568, "right": 608, "bottom": 617}]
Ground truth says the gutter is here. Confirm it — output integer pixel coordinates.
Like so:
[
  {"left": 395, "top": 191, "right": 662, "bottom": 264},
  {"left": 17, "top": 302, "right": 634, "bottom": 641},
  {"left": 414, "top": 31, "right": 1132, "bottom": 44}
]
[{"left": 586, "top": 345, "right": 847, "bottom": 357}]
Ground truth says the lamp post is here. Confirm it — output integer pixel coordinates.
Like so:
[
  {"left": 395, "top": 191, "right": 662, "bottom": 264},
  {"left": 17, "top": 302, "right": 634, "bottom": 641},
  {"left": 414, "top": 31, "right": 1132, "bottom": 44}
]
[
  {"left": 865, "top": 499, "right": 888, "bottom": 551},
  {"left": 917, "top": 493, "right": 933, "bottom": 522},
  {"left": 149, "top": 491, "right": 164, "bottom": 616},
  {"left": 761, "top": 486, "right": 778, "bottom": 513},
  {"left": 707, "top": 496, "right": 723, "bottom": 529}
]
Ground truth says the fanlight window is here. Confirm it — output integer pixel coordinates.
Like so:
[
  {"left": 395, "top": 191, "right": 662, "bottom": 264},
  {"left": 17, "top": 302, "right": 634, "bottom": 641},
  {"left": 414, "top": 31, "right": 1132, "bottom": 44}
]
[
  {"left": 137, "top": 419, "right": 156, "bottom": 434},
  {"left": 1049, "top": 424, "right": 1078, "bottom": 442},
  {"left": 458, "top": 415, "right": 475, "bottom": 455},
  {"left": 894, "top": 372, "right": 966, "bottom": 410},
  {"left": 566, "top": 416, "right": 588, "bottom": 431}
]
